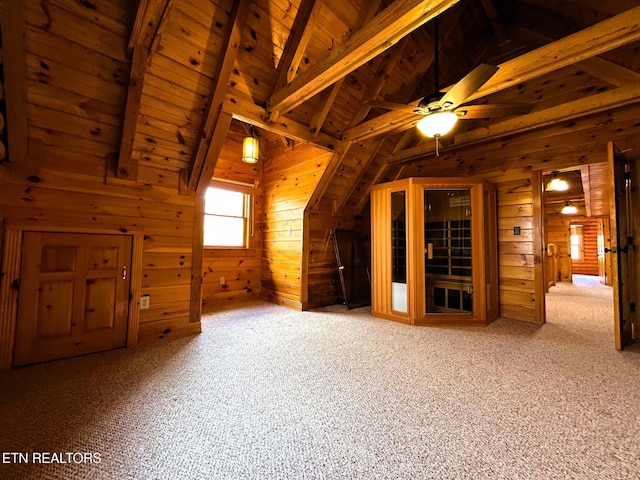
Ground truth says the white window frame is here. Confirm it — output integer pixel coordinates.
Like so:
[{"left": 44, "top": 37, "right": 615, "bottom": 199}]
[{"left": 203, "top": 180, "right": 255, "bottom": 249}]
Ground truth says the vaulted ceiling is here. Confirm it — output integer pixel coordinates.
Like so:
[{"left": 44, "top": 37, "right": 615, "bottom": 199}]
[{"left": 122, "top": 0, "right": 640, "bottom": 213}]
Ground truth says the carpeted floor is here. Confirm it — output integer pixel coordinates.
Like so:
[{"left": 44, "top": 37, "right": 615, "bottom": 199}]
[{"left": 1, "top": 275, "right": 639, "bottom": 479}]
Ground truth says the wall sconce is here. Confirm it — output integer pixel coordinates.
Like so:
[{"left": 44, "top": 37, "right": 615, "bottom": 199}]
[
  {"left": 242, "top": 125, "right": 259, "bottom": 164},
  {"left": 561, "top": 201, "right": 578, "bottom": 215},
  {"left": 546, "top": 171, "right": 569, "bottom": 192}
]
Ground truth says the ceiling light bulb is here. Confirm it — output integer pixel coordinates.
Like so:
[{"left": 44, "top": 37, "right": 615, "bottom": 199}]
[{"left": 416, "top": 111, "right": 458, "bottom": 138}]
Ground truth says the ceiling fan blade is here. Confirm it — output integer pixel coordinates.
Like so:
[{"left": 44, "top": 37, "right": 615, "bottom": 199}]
[
  {"left": 439, "top": 64, "right": 499, "bottom": 110},
  {"left": 365, "top": 99, "right": 426, "bottom": 115},
  {"left": 454, "top": 103, "right": 533, "bottom": 119}
]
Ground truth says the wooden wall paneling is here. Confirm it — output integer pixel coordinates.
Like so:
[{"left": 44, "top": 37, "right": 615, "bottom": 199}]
[
  {"left": 546, "top": 214, "right": 572, "bottom": 282},
  {"left": 497, "top": 177, "right": 537, "bottom": 322},
  {"left": 532, "top": 170, "right": 546, "bottom": 323}
]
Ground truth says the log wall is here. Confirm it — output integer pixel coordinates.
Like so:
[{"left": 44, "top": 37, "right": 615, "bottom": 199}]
[{"left": 571, "top": 218, "right": 599, "bottom": 276}]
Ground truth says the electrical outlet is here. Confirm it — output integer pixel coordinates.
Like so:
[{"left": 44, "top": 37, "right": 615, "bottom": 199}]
[
  {"left": 140, "top": 295, "right": 150, "bottom": 309},
  {"left": 220, "top": 276, "right": 225, "bottom": 285}
]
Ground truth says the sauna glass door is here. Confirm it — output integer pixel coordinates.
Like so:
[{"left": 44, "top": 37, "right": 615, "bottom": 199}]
[
  {"left": 391, "top": 190, "right": 407, "bottom": 312},
  {"left": 424, "top": 189, "right": 472, "bottom": 314}
]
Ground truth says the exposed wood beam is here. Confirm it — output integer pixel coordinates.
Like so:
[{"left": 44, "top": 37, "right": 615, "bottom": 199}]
[
  {"left": 222, "top": 90, "right": 343, "bottom": 154},
  {"left": 195, "top": 112, "right": 233, "bottom": 195},
  {"left": 327, "top": 38, "right": 409, "bottom": 212},
  {"left": 267, "top": 0, "right": 460, "bottom": 118},
  {"left": 149, "top": 0, "right": 177, "bottom": 61},
  {"left": 579, "top": 57, "right": 640, "bottom": 87},
  {"left": 309, "top": 85, "right": 342, "bottom": 137},
  {"left": 116, "top": 47, "right": 148, "bottom": 179},
  {"left": 344, "top": 5, "right": 640, "bottom": 142},
  {"left": 117, "top": 0, "right": 174, "bottom": 179},
  {"left": 333, "top": 139, "right": 385, "bottom": 214},
  {"left": 127, "top": 0, "right": 170, "bottom": 53},
  {"left": 309, "top": 36, "right": 409, "bottom": 211},
  {"left": 479, "top": 0, "right": 507, "bottom": 44},
  {"left": 308, "top": 0, "right": 382, "bottom": 136},
  {"left": 512, "top": 25, "right": 640, "bottom": 88},
  {"left": 389, "top": 83, "right": 640, "bottom": 163},
  {"left": 187, "top": 0, "right": 251, "bottom": 192},
  {"left": 273, "top": 0, "right": 326, "bottom": 93},
  {"left": 355, "top": 130, "right": 413, "bottom": 214}
]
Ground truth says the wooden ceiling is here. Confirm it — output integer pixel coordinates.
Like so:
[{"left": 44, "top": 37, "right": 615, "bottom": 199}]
[{"left": 121, "top": 0, "right": 640, "bottom": 213}]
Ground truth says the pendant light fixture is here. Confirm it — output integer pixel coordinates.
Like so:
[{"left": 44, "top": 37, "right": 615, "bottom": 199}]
[
  {"left": 242, "top": 125, "right": 259, "bottom": 164},
  {"left": 561, "top": 201, "right": 578, "bottom": 215},
  {"left": 545, "top": 171, "right": 569, "bottom": 192}
]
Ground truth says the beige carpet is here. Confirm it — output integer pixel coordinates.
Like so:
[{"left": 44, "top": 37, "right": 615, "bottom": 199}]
[{"left": 1, "top": 275, "right": 639, "bottom": 479}]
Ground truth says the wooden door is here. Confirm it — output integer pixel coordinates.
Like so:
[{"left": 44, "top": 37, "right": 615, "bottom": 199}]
[
  {"left": 607, "top": 143, "right": 635, "bottom": 350},
  {"left": 13, "top": 232, "right": 132, "bottom": 366}
]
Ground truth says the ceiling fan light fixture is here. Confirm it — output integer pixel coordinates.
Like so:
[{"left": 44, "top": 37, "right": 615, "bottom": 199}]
[
  {"left": 416, "top": 111, "right": 458, "bottom": 138},
  {"left": 561, "top": 201, "right": 578, "bottom": 215}
]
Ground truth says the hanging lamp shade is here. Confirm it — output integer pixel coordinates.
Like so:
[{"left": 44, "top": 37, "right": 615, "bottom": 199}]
[
  {"left": 561, "top": 201, "right": 578, "bottom": 215},
  {"left": 242, "top": 126, "right": 259, "bottom": 164},
  {"left": 545, "top": 172, "right": 569, "bottom": 192},
  {"left": 416, "top": 111, "right": 458, "bottom": 138}
]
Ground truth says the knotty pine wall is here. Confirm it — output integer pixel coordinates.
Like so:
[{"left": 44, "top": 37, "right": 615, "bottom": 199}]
[
  {"left": 261, "top": 143, "right": 332, "bottom": 309},
  {"left": 496, "top": 178, "right": 537, "bottom": 322},
  {"left": 0, "top": 0, "right": 200, "bottom": 345},
  {"left": 201, "top": 129, "right": 263, "bottom": 310}
]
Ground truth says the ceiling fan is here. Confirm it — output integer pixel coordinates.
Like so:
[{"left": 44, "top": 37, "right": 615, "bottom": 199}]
[{"left": 366, "top": 18, "right": 533, "bottom": 154}]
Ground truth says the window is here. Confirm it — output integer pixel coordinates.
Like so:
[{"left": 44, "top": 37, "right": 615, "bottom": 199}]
[
  {"left": 204, "top": 184, "right": 252, "bottom": 248},
  {"left": 570, "top": 225, "right": 583, "bottom": 261}
]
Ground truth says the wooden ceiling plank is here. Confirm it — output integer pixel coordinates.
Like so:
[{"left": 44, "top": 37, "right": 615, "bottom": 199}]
[
  {"left": 388, "top": 82, "right": 640, "bottom": 163},
  {"left": 345, "top": 5, "right": 640, "bottom": 142},
  {"left": 334, "top": 139, "right": 386, "bottom": 214},
  {"left": 267, "top": 0, "right": 461, "bottom": 118},
  {"left": 187, "top": 0, "right": 251, "bottom": 192},
  {"left": 355, "top": 130, "right": 414, "bottom": 214},
  {"left": 222, "top": 90, "right": 343, "bottom": 154},
  {"left": 308, "top": 0, "right": 382, "bottom": 137},
  {"left": 273, "top": 0, "right": 326, "bottom": 94}
]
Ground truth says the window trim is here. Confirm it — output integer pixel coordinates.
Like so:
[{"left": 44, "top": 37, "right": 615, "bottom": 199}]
[{"left": 204, "top": 179, "right": 256, "bottom": 249}]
